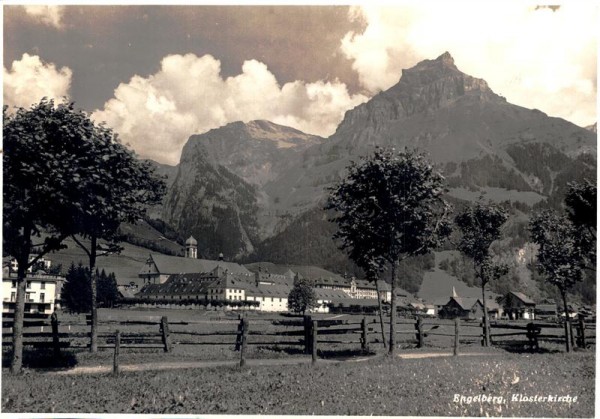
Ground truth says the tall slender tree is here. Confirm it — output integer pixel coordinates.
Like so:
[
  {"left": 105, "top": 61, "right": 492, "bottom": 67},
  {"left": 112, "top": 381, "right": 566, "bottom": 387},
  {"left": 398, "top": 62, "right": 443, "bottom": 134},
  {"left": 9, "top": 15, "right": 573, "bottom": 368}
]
[
  {"left": 455, "top": 200, "right": 509, "bottom": 346},
  {"left": 529, "top": 210, "right": 586, "bottom": 352},
  {"left": 327, "top": 148, "right": 451, "bottom": 354},
  {"left": 65, "top": 119, "right": 165, "bottom": 351}
]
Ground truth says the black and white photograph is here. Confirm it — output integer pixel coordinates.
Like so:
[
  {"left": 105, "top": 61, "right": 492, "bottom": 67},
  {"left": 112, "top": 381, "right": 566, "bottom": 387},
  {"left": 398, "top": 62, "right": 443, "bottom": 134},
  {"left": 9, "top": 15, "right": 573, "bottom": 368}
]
[{"left": 1, "top": 2, "right": 597, "bottom": 417}]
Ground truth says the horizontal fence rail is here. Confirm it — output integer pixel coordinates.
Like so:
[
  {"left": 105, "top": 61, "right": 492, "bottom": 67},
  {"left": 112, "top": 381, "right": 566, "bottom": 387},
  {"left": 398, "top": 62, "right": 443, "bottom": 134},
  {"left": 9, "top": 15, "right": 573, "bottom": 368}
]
[{"left": 2, "top": 312, "right": 596, "bottom": 367}]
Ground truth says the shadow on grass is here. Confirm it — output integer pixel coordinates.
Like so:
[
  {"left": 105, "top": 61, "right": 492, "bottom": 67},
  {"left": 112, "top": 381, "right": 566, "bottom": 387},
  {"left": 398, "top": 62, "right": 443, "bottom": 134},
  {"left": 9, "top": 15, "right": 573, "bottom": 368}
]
[
  {"left": 317, "top": 348, "right": 376, "bottom": 359},
  {"left": 2, "top": 348, "right": 78, "bottom": 370},
  {"left": 254, "top": 345, "right": 377, "bottom": 359},
  {"left": 494, "top": 341, "right": 563, "bottom": 354}
]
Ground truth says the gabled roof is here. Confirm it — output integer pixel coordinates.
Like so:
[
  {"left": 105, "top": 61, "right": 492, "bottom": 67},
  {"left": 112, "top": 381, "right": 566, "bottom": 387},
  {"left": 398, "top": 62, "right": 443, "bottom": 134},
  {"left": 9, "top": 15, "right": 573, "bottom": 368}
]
[
  {"left": 245, "top": 284, "right": 291, "bottom": 298},
  {"left": 507, "top": 291, "right": 535, "bottom": 305},
  {"left": 244, "top": 262, "right": 296, "bottom": 278},
  {"left": 208, "top": 273, "right": 251, "bottom": 290},
  {"left": 142, "top": 254, "right": 252, "bottom": 276},
  {"left": 448, "top": 297, "right": 481, "bottom": 311}
]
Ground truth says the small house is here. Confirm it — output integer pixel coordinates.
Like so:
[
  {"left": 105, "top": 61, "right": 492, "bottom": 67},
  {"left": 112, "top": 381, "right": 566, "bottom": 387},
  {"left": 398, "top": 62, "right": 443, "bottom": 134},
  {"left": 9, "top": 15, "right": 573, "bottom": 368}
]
[
  {"left": 439, "top": 297, "right": 483, "bottom": 320},
  {"left": 499, "top": 291, "right": 536, "bottom": 320}
]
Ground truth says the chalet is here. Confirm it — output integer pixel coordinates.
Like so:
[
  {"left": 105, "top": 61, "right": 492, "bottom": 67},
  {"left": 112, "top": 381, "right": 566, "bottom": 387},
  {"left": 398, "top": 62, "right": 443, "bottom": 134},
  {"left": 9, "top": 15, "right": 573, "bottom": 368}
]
[
  {"left": 439, "top": 297, "right": 484, "bottom": 320},
  {"left": 499, "top": 291, "right": 536, "bottom": 320},
  {"left": 139, "top": 253, "right": 252, "bottom": 285}
]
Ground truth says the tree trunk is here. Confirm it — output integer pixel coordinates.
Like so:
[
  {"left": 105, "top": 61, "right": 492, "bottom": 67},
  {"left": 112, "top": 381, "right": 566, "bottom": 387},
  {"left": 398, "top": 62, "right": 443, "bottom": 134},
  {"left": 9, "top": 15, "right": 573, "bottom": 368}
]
[
  {"left": 561, "top": 289, "right": 572, "bottom": 353},
  {"left": 481, "top": 281, "right": 490, "bottom": 347},
  {"left": 89, "top": 235, "right": 98, "bottom": 353},
  {"left": 388, "top": 261, "right": 398, "bottom": 355},
  {"left": 10, "top": 226, "right": 32, "bottom": 374},
  {"left": 374, "top": 278, "right": 388, "bottom": 349},
  {"left": 10, "top": 265, "right": 28, "bottom": 374}
]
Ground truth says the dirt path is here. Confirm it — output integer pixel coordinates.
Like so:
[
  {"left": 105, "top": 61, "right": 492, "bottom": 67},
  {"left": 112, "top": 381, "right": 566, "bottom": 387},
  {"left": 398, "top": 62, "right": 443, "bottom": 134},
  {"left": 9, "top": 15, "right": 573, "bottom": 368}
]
[{"left": 48, "top": 352, "right": 493, "bottom": 375}]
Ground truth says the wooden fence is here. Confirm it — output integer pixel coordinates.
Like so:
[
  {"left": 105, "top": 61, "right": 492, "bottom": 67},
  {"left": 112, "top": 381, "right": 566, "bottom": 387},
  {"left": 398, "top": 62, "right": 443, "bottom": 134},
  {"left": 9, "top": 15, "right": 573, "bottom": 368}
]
[{"left": 2, "top": 312, "right": 596, "bottom": 371}]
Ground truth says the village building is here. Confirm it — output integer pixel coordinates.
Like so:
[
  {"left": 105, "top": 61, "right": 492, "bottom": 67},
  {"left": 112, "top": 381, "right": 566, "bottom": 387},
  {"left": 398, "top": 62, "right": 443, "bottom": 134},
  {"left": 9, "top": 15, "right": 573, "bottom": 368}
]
[
  {"left": 438, "top": 297, "right": 501, "bottom": 320},
  {"left": 499, "top": 291, "right": 536, "bottom": 320},
  {"left": 139, "top": 253, "right": 253, "bottom": 285},
  {"left": 2, "top": 260, "right": 64, "bottom": 314}
]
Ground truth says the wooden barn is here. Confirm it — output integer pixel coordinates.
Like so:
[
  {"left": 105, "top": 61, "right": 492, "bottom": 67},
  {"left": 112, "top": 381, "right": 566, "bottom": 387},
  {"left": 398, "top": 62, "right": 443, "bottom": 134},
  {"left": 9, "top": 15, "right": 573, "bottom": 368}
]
[
  {"left": 438, "top": 297, "right": 483, "bottom": 320},
  {"left": 499, "top": 291, "right": 536, "bottom": 320}
]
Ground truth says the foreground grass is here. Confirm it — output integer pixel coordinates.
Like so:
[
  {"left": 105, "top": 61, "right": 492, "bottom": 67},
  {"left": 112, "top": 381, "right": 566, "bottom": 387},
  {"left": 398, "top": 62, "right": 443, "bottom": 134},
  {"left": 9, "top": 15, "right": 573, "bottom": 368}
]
[{"left": 2, "top": 351, "right": 594, "bottom": 416}]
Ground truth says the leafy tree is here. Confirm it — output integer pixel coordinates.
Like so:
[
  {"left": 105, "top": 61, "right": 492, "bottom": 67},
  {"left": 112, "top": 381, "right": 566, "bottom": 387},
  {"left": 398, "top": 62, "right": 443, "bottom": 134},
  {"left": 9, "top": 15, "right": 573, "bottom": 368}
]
[
  {"left": 3, "top": 100, "right": 107, "bottom": 373},
  {"left": 455, "top": 200, "right": 509, "bottom": 346},
  {"left": 327, "top": 148, "right": 451, "bottom": 354},
  {"left": 65, "top": 116, "right": 165, "bottom": 352},
  {"left": 287, "top": 278, "right": 318, "bottom": 315},
  {"left": 529, "top": 210, "right": 586, "bottom": 352},
  {"left": 3, "top": 99, "right": 165, "bottom": 371}
]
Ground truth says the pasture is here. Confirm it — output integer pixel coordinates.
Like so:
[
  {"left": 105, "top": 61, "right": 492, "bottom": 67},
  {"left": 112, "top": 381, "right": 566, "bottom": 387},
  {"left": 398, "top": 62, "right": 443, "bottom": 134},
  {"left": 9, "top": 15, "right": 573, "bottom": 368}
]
[{"left": 2, "top": 307, "right": 596, "bottom": 416}]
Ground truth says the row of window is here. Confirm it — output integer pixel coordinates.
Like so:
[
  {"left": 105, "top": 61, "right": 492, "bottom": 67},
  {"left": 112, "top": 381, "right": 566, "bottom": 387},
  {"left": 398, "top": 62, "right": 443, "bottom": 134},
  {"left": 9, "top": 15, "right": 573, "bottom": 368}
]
[
  {"left": 9, "top": 281, "right": 46, "bottom": 290},
  {"left": 8, "top": 292, "right": 45, "bottom": 303}
]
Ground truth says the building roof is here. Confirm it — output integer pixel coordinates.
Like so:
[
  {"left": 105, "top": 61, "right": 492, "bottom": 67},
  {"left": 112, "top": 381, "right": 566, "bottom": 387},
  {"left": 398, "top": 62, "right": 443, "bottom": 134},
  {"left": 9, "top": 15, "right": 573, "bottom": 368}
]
[
  {"left": 245, "top": 284, "right": 291, "bottom": 298},
  {"left": 314, "top": 289, "right": 351, "bottom": 300},
  {"left": 244, "top": 262, "right": 296, "bottom": 278},
  {"left": 254, "top": 272, "right": 295, "bottom": 287},
  {"left": 448, "top": 297, "right": 481, "bottom": 311},
  {"left": 207, "top": 273, "right": 252, "bottom": 291},
  {"left": 185, "top": 236, "right": 197, "bottom": 246},
  {"left": 506, "top": 291, "right": 535, "bottom": 305},
  {"left": 536, "top": 304, "right": 558, "bottom": 313},
  {"left": 141, "top": 254, "right": 252, "bottom": 277}
]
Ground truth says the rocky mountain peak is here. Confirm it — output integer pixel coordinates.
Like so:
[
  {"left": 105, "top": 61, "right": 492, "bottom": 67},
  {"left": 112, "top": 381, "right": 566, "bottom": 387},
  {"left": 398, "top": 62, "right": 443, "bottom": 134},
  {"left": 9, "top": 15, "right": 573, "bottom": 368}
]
[{"left": 334, "top": 52, "right": 496, "bottom": 139}]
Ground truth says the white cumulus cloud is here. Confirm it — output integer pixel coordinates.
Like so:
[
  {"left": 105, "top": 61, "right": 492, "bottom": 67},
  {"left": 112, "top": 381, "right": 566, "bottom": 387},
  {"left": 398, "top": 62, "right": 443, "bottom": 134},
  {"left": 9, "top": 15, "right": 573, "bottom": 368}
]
[
  {"left": 23, "top": 5, "right": 65, "bottom": 29},
  {"left": 3, "top": 53, "right": 72, "bottom": 109},
  {"left": 92, "top": 53, "right": 368, "bottom": 165},
  {"left": 341, "top": 3, "right": 597, "bottom": 127}
]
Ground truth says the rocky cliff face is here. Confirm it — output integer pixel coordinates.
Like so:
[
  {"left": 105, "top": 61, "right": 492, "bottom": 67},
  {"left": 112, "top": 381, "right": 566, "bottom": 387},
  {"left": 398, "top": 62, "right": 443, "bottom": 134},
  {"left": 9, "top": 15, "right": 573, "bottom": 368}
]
[
  {"left": 162, "top": 145, "right": 261, "bottom": 259},
  {"left": 183, "top": 120, "right": 323, "bottom": 186}
]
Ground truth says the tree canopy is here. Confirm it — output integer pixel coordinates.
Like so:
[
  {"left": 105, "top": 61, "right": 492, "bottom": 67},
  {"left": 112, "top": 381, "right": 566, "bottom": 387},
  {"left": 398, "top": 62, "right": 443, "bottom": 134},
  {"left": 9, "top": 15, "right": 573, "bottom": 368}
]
[
  {"left": 288, "top": 278, "right": 318, "bottom": 315},
  {"left": 3, "top": 98, "right": 165, "bottom": 371},
  {"left": 326, "top": 147, "right": 451, "bottom": 353},
  {"left": 455, "top": 200, "right": 509, "bottom": 346},
  {"left": 529, "top": 209, "right": 587, "bottom": 352}
]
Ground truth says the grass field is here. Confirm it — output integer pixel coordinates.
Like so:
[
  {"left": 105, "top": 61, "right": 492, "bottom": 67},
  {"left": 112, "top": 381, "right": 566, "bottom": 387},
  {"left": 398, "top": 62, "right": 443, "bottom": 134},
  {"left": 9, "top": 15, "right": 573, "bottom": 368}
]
[{"left": 2, "top": 350, "right": 594, "bottom": 416}]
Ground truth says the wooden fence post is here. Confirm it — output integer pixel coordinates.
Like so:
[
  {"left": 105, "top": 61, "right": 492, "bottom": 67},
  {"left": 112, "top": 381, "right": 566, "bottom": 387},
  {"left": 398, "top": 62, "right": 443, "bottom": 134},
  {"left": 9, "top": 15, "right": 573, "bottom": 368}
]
[
  {"left": 480, "top": 320, "right": 485, "bottom": 346},
  {"left": 304, "top": 315, "right": 312, "bottom": 355},
  {"left": 51, "top": 311, "right": 60, "bottom": 360},
  {"left": 311, "top": 320, "right": 318, "bottom": 364},
  {"left": 453, "top": 318, "right": 460, "bottom": 356},
  {"left": 235, "top": 316, "right": 244, "bottom": 351},
  {"left": 577, "top": 314, "right": 586, "bottom": 348},
  {"left": 160, "top": 316, "right": 171, "bottom": 353},
  {"left": 113, "top": 330, "right": 121, "bottom": 376},
  {"left": 569, "top": 319, "right": 575, "bottom": 349},
  {"left": 416, "top": 317, "right": 424, "bottom": 348},
  {"left": 240, "top": 318, "right": 248, "bottom": 367},
  {"left": 361, "top": 317, "right": 369, "bottom": 353}
]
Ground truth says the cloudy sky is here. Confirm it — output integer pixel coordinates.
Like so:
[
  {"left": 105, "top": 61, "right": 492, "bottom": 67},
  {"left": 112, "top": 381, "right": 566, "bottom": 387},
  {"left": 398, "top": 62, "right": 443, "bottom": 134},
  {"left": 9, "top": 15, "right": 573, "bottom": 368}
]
[{"left": 3, "top": 3, "right": 598, "bottom": 165}]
